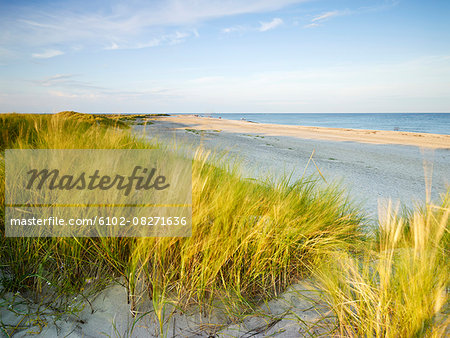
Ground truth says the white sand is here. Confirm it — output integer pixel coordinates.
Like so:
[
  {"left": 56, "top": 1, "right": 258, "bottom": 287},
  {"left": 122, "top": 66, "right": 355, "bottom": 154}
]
[
  {"left": 151, "top": 115, "right": 450, "bottom": 149},
  {"left": 136, "top": 116, "right": 450, "bottom": 218},
  {"left": 1, "top": 280, "right": 330, "bottom": 337}
]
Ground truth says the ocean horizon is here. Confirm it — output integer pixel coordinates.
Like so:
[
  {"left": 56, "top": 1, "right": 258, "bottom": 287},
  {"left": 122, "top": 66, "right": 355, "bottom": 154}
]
[
  {"left": 15, "top": 112, "right": 449, "bottom": 135},
  {"left": 179, "top": 113, "right": 450, "bottom": 135}
]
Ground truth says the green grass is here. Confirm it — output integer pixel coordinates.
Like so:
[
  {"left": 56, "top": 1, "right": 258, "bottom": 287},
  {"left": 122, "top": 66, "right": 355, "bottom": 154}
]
[
  {"left": 314, "top": 196, "right": 449, "bottom": 337},
  {"left": 0, "top": 111, "right": 447, "bottom": 336},
  {"left": 0, "top": 112, "right": 365, "bottom": 334},
  {"left": 0, "top": 112, "right": 132, "bottom": 150},
  {"left": 185, "top": 128, "right": 206, "bottom": 135}
]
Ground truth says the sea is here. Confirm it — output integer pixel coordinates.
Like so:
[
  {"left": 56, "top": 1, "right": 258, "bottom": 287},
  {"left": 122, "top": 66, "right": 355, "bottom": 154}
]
[{"left": 185, "top": 113, "right": 450, "bottom": 135}]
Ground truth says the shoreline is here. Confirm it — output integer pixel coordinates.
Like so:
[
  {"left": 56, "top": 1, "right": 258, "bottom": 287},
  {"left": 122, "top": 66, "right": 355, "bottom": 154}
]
[
  {"left": 150, "top": 115, "right": 450, "bottom": 149},
  {"left": 137, "top": 117, "right": 450, "bottom": 218}
]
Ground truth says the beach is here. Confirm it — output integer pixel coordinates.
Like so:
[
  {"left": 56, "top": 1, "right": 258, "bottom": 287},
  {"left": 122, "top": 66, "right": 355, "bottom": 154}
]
[
  {"left": 137, "top": 115, "right": 450, "bottom": 218},
  {"left": 3, "top": 0, "right": 450, "bottom": 335},
  {"left": 1, "top": 112, "right": 449, "bottom": 337},
  {"left": 147, "top": 115, "right": 450, "bottom": 148}
]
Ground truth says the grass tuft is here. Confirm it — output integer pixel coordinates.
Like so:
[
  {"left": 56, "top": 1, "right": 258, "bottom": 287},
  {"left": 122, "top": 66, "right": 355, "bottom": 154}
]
[
  {"left": 0, "top": 112, "right": 365, "bottom": 334},
  {"left": 3, "top": 112, "right": 443, "bottom": 335},
  {"left": 315, "top": 194, "right": 449, "bottom": 337}
]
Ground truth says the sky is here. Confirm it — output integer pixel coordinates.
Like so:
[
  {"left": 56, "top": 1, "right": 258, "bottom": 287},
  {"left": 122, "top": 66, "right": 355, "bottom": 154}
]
[{"left": 0, "top": 0, "right": 449, "bottom": 113}]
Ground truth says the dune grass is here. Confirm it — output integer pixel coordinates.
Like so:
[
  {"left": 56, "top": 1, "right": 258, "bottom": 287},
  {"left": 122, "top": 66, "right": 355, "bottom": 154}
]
[
  {"left": 0, "top": 112, "right": 365, "bottom": 335},
  {"left": 315, "top": 195, "right": 449, "bottom": 337},
  {"left": 1, "top": 112, "right": 447, "bottom": 336},
  {"left": 0, "top": 112, "right": 133, "bottom": 150}
]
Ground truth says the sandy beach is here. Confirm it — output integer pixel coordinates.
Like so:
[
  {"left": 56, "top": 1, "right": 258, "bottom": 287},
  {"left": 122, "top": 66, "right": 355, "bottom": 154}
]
[
  {"left": 150, "top": 115, "right": 450, "bottom": 149},
  {"left": 1, "top": 113, "right": 448, "bottom": 337},
  {"left": 137, "top": 115, "right": 450, "bottom": 218},
  {"left": 3, "top": 0, "right": 450, "bottom": 335}
]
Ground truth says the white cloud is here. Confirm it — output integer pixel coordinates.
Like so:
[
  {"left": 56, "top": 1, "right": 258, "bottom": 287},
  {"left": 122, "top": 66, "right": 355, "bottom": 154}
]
[
  {"left": 31, "top": 49, "right": 64, "bottom": 59},
  {"left": 259, "top": 18, "right": 283, "bottom": 31},
  {"left": 303, "top": 9, "right": 351, "bottom": 28},
  {"left": 48, "top": 90, "right": 99, "bottom": 99},
  {"left": 107, "top": 42, "right": 120, "bottom": 50},
  {"left": 105, "top": 30, "right": 194, "bottom": 50},
  {"left": 33, "top": 73, "right": 176, "bottom": 103},
  {"left": 2, "top": 0, "right": 309, "bottom": 52},
  {"left": 303, "top": 23, "right": 319, "bottom": 28},
  {"left": 3, "top": 55, "right": 449, "bottom": 112},
  {"left": 223, "top": 17, "right": 283, "bottom": 34},
  {"left": 304, "top": 2, "right": 397, "bottom": 29},
  {"left": 34, "top": 74, "right": 104, "bottom": 91},
  {"left": 311, "top": 10, "right": 342, "bottom": 22},
  {"left": 222, "top": 25, "right": 247, "bottom": 33},
  {"left": 153, "top": 55, "right": 450, "bottom": 112},
  {"left": 39, "top": 74, "right": 74, "bottom": 86}
]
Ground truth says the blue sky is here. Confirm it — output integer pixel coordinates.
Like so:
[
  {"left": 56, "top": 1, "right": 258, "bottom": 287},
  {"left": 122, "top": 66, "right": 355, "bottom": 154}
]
[{"left": 1, "top": 0, "right": 449, "bottom": 113}]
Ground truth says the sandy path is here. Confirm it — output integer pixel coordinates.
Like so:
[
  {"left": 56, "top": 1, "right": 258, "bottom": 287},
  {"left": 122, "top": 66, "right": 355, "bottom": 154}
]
[{"left": 152, "top": 115, "right": 450, "bottom": 149}]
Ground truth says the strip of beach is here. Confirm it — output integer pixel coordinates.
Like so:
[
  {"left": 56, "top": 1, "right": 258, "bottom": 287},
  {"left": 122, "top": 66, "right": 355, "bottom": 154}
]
[
  {"left": 138, "top": 114, "right": 450, "bottom": 218},
  {"left": 151, "top": 114, "right": 450, "bottom": 148}
]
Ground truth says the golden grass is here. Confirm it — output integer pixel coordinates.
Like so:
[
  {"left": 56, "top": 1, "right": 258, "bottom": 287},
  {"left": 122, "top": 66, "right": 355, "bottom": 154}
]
[
  {"left": 315, "top": 195, "right": 449, "bottom": 337},
  {"left": 2, "top": 112, "right": 447, "bottom": 336},
  {"left": 0, "top": 112, "right": 365, "bottom": 335}
]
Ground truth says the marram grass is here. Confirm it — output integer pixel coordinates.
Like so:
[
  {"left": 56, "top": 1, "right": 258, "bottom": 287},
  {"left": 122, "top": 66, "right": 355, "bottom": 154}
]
[
  {"left": 1, "top": 112, "right": 447, "bottom": 336},
  {"left": 124, "top": 148, "right": 365, "bottom": 316},
  {"left": 0, "top": 112, "right": 364, "bottom": 332},
  {"left": 315, "top": 195, "right": 449, "bottom": 337}
]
